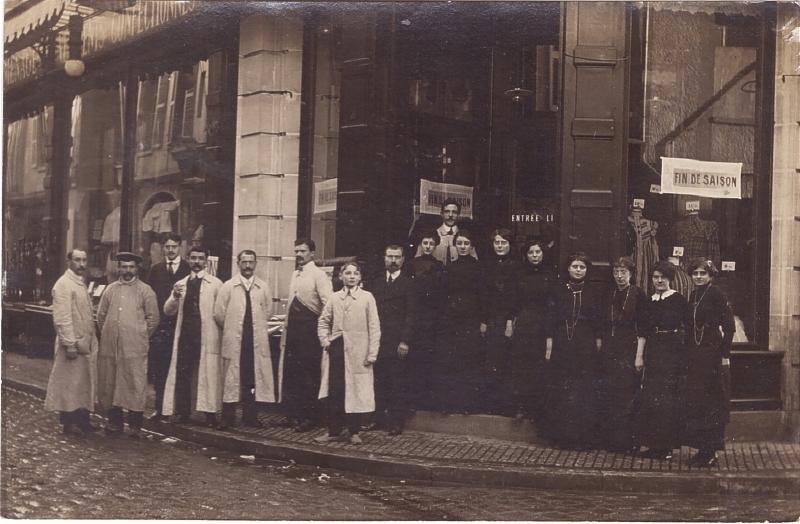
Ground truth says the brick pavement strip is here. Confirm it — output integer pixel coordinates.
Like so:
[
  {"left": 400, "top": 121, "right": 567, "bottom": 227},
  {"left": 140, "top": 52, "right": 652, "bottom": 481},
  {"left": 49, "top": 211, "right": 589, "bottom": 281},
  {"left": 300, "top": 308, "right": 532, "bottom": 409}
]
[{"left": 3, "top": 352, "right": 800, "bottom": 496}]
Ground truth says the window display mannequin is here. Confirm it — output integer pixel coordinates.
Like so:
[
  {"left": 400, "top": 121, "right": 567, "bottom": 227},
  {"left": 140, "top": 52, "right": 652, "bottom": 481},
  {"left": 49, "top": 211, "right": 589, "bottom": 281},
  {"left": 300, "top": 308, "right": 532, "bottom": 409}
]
[
  {"left": 671, "top": 210, "right": 720, "bottom": 269},
  {"left": 667, "top": 254, "right": 694, "bottom": 301},
  {"left": 627, "top": 206, "right": 659, "bottom": 295}
]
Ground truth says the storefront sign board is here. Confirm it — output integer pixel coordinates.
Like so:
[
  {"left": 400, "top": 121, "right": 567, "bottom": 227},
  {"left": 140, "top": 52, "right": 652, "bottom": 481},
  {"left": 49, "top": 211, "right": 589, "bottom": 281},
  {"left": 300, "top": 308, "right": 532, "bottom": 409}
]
[
  {"left": 314, "top": 178, "right": 338, "bottom": 214},
  {"left": 419, "top": 179, "right": 474, "bottom": 219},
  {"left": 661, "top": 157, "right": 742, "bottom": 199}
]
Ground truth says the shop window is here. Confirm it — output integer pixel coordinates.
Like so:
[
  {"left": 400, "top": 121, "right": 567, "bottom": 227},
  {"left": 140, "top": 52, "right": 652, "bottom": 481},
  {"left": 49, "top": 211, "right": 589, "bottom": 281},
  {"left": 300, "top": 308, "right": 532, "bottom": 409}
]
[
  {"left": 132, "top": 59, "right": 210, "bottom": 275},
  {"left": 628, "top": 4, "right": 764, "bottom": 342},
  {"left": 3, "top": 107, "right": 53, "bottom": 302},
  {"left": 66, "top": 89, "right": 123, "bottom": 288}
]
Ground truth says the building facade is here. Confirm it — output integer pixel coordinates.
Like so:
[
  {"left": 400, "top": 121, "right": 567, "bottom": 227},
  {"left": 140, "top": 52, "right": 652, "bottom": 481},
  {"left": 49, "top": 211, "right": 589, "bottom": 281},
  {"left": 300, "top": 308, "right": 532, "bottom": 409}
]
[{"left": 4, "top": 1, "right": 799, "bottom": 437}]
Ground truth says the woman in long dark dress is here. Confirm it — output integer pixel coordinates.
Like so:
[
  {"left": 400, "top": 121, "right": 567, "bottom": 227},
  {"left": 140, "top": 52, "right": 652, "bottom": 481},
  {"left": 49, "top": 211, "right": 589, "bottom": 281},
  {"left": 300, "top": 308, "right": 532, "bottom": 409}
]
[
  {"left": 599, "top": 256, "right": 647, "bottom": 452},
  {"left": 633, "top": 261, "right": 690, "bottom": 460},
  {"left": 480, "top": 228, "right": 520, "bottom": 415},
  {"left": 680, "top": 259, "right": 735, "bottom": 467},
  {"left": 510, "top": 239, "right": 556, "bottom": 424},
  {"left": 440, "top": 229, "right": 484, "bottom": 414},
  {"left": 543, "top": 252, "right": 605, "bottom": 450},
  {"left": 406, "top": 229, "right": 448, "bottom": 412}
]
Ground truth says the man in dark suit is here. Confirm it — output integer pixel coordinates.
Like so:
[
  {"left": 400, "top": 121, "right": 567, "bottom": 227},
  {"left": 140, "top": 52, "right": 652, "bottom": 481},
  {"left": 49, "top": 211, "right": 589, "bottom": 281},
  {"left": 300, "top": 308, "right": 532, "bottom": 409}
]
[
  {"left": 371, "top": 245, "right": 418, "bottom": 435},
  {"left": 146, "top": 234, "right": 191, "bottom": 422}
]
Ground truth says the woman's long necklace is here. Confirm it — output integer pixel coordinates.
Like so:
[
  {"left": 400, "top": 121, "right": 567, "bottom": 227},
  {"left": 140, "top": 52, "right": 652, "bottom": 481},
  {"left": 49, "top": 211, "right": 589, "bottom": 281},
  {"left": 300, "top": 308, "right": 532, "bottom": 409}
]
[
  {"left": 611, "top": 285, "right": 631, "bottom": 337},
  {"left": 566, "top": 281, "right": 584, "bottom": 341},
  {"left": 693, "top": 284, "right": 711, "bottom": 345}
]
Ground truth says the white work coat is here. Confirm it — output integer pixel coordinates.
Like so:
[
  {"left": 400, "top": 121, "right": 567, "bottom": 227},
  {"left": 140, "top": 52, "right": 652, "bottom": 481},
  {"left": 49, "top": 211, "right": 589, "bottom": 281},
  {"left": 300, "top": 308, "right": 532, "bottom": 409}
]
[
  {"left": 213, "top": 276, "right": 276, "bottom": 403},
  {"left": 44, "top": 269, "right": 98, "bottom": 413},
  {"left": 96, "top": 277, "right": 159, "bottom": 411},
  {"left": 162, "top": 273, "right": 223, "bottom": 415},
  {"left": 317, "top": 286, "right": 381, "bottom": 413}
]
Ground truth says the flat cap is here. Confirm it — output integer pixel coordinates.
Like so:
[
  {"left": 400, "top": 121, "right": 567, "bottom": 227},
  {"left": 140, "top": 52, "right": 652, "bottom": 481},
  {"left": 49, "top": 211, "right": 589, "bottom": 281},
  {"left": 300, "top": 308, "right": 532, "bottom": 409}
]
[{"left": 115, "top": 252, "right": 143, "bottom": 264}]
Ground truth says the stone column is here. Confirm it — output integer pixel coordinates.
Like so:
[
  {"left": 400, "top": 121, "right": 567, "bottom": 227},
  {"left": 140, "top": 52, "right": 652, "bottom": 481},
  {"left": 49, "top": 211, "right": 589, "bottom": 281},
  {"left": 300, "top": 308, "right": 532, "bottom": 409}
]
[
  {"left": 769, "top": 4, "right": 800, "bottom": 412},
  {"left": 234, "top": 14, "right": 303, "bottom": 315}
]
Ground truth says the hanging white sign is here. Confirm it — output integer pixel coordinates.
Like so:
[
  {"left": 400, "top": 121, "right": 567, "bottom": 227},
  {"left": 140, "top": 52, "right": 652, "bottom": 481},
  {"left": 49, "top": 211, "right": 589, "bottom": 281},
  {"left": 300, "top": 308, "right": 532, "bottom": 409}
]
[
  {"left": 661, "top": 157, "right": 742, "bottom": 199},
  {"left": 419, "top": 179, "right": 474, "bottom": 218},
  {"left": 313, "top": 178, "right": 338, "bottom": 214}
]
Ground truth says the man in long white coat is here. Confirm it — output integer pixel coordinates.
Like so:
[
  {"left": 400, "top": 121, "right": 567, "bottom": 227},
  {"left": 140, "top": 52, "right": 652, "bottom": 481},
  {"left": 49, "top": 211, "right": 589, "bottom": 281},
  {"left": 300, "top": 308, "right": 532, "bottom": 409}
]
[
  {"left": 44, "top": 249, "right": 99, "bottom": 435},
  {"left": 162, "top": 247, "right": 223, "bottom": 428},
  {"left": 214, "top": 250, "right": 276, "bottom": 429},
  {"left": 97, "top": 252, "right": 160, "bottom": 438}
]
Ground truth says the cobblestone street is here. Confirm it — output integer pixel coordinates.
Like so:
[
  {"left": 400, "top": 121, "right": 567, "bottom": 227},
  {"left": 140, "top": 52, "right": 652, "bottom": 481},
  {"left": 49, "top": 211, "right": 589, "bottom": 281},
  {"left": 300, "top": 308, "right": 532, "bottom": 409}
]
[{"left": 3, "top": 386, "right": 799, "bottom": 521}]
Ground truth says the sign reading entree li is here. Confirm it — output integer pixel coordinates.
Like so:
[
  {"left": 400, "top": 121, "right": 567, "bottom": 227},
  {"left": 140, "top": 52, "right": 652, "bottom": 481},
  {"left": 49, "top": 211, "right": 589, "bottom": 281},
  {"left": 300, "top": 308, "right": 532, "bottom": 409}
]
[{"left": 661, "top": 157, "right": 742, "bottom": 199}]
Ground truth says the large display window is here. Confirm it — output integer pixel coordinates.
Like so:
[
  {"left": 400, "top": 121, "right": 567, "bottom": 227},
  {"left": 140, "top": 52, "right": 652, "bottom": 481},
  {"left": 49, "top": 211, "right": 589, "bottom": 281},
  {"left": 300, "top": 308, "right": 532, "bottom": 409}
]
[
  {"left": 3, "top": 107, "right": 53, "bottom": 302},
  {"left": 627, "top": 3, "right": 767, "bottom": 342}
]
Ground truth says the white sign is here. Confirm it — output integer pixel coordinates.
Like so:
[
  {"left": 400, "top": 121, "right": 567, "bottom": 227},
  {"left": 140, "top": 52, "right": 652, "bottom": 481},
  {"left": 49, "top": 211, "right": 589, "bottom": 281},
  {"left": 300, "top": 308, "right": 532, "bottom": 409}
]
[
  {"left": 673, "top": 247, "right": 684, "bottom": 257},
  {"left": 686, "top": 200, "right": 701, "bottom": 212},
  {"left": 632, "top": 199, "right": 645, "bottom": 210},
  {"left": 661, "top": 157, "right": 742, "bottom": 199},
  {"left": 721, "top": 261, "right": 736, "bottom": 271},
  {"left": 314, "top": 179, "right": 338, "bottom": 214},
  {"left": 419, "top": 179, "right": 474, "bottom": 218},
  {"left": 207, "top": 256, "right": 219, "bottom": 277},
  {"left": 650, "top": 184, "right": 662, "bottom": 194}
]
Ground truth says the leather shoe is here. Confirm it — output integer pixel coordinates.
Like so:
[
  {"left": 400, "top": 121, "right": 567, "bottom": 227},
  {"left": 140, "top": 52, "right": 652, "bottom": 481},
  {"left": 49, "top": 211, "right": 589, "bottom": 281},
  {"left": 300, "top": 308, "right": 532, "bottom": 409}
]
[
  {"left": 147, "top": 411, "right": 163, "bottom": 423},
  {"left": 104, "top": 423, "right": 123, "bottom": 435},
  {"left": 294, "top": 420, "right": 315, "bottom": 433},
  {"left": 129, "top": 428, "right": 142, "bottom": 439},
  {"left": 388, "top": 426, "right": 403, "bottom": 436},
  {"left": 640, "top": 448, "right": 672, "bottom": 460},
  {"left": 243, "top": 419, "right": 265, "bottom": 429},
  {"left": 80, "top": 423, "right": 101, "bottom": 433},
  {"left": 314, "top": 433, "right": 348, "bottom": 444},
  {"left": 63, "top": 423, "right": 85, "bottom": 436},
  {"left": 171, "top": 414, "right": 191, "bottom": 424}
]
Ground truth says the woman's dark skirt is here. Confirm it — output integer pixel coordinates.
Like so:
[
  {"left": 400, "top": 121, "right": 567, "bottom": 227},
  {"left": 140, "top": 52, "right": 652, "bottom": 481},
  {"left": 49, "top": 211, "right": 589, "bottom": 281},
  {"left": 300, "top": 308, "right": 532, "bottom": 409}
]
[{"left": 632, "top": 331, "right": 682, "bottom": 450}]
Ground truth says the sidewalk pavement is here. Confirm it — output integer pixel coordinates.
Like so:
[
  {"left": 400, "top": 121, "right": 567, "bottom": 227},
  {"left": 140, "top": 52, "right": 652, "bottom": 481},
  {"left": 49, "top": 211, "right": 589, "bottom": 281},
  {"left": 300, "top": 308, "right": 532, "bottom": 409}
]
[{"left": 3, "top": 351, "right": 799, "bottom": 496}]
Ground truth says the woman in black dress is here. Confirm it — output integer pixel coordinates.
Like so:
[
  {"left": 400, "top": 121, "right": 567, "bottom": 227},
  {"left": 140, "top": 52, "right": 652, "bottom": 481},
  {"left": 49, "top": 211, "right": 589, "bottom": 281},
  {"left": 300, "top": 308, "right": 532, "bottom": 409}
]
[
  {"left": 680, "top": 259, "right": 735, "bottom": 467},
  {"left": 510, "top": 239, "right": 556, "bottom": 424},
  {"left": 440, "top": 229, "right": 484, "bottom": 414},
  {"left": 481, "top": 228, "right": 520, "bottom": 415},
  {"left": 633, "top": 261, "right": 690, "bottom": 460},
  {"left": 407, "top": 230, "right": 448, "bottom": 412},
  {"left": 543, "top": 252, "right": 605, "bottom": 450},
  {"left": 599, "top": 256, "right": 647, "bottom": 452}
]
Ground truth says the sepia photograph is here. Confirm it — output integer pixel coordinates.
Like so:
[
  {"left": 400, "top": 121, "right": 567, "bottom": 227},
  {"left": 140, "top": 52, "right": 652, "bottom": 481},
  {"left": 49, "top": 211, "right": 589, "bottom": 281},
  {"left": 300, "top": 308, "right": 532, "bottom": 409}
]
[{"left": 2, "top": 0, "right": 799, "bottom": 520}]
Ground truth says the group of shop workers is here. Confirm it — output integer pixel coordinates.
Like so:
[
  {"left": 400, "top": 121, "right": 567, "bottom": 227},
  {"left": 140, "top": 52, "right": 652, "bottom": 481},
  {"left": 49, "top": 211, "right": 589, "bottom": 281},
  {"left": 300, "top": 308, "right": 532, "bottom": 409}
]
[{"left": 44, "top": 197, "right": 733, "bottom": 466}]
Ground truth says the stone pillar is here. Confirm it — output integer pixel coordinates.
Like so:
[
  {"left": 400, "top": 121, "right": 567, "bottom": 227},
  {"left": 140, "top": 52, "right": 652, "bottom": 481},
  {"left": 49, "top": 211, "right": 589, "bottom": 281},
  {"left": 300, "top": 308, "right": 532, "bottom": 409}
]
[
  {"left": 770, "top": 4, "right": 800, "bottom": 411},
  {"left": 234, "top": 14, "right": 303, "bottom": 315}
]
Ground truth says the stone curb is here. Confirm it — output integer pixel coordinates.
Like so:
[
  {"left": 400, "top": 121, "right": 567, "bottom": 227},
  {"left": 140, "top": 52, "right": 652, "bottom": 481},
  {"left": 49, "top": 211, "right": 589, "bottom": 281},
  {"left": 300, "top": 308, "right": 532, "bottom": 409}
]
[{"left": 5, "top": 377, "right": 798, "bottom": 496}]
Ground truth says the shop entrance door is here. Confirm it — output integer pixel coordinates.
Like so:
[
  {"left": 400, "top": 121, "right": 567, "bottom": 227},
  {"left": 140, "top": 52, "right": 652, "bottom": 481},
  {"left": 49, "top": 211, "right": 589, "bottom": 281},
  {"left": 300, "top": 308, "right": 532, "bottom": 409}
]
[{"left": 558, "top": 2, "right": 630, "bottom": 276}]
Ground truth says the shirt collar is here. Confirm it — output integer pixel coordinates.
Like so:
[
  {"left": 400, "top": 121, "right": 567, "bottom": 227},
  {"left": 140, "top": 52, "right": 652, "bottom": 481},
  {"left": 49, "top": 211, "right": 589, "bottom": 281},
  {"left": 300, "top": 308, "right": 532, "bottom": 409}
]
[
  {"left": 238, "top": 274, "right": 254, "bottom": 289},
  {"left": 651, "top": 289, "right": 677, "bottom": 301},
  {"left": 438, "top": 224, "right": 458, "bottom": 236},
  {"left": 118, "top": 276, "right": 138, "bottom": 286},
  {"left": 190, "top": 270, "right": 206, "bottom": 280},
  {"left": 387, "top": 269, "right": 401, "bottom": 281},
  {"left": 341, "top": 286, "right": 361, "bottom": 299},
  {"left": 66, "top": 268, "right": 86, "bottom": 286}
]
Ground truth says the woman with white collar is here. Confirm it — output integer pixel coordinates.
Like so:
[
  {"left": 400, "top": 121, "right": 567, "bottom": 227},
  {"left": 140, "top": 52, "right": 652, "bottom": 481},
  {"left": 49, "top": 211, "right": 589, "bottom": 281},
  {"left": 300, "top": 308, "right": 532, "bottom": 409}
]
[{"left": 632, "top": 261, "right": 690, "bottom": 461}]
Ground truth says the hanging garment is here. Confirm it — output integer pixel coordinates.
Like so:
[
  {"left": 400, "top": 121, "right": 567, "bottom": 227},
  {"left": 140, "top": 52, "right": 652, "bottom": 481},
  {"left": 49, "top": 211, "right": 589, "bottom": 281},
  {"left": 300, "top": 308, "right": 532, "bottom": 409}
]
[
  {"left": 142, "top": 200, "right": 180, "bottom": 233},
  {"left": 672, "top": 215, "right": 721, "bottom": 268},
  {"left": 627, "top": 215, "right": 660, "bottom": 295}
]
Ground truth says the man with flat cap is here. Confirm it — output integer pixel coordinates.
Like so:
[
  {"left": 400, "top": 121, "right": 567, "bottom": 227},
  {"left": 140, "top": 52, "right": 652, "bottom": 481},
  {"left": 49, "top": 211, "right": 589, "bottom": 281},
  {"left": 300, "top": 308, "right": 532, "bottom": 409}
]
[{"left": 97, "top": 252, "right": 160, "bottom": 438}]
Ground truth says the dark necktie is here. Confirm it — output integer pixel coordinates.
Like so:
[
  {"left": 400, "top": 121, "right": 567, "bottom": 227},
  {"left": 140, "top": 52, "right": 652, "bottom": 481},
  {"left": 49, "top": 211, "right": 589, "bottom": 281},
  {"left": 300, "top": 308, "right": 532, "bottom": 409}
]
[
  {"left": 168, "top": 262, "right": 174, "bottom": 275},
  {"left": 388, "top": 275, "right": 394, "bottom": 284},
  {"left": 446, "top": 229, "right": 453, "bottom": 265}
]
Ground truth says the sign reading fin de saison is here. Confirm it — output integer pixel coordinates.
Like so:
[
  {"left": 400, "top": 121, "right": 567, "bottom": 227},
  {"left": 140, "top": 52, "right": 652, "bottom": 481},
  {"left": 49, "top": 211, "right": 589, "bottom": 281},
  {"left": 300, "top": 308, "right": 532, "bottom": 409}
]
[
  {"left": 419, "top": 179, "right": 474, "bottom": 218},
  {"left": 661, "top": 157, "right": 742, "bottom": 199},
  {"left": 314, "top": 178, "right": 338, "bottom": 214}
]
